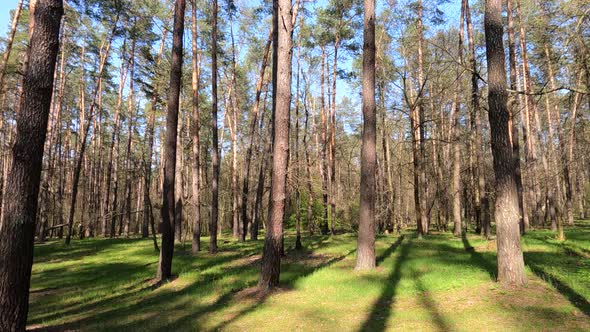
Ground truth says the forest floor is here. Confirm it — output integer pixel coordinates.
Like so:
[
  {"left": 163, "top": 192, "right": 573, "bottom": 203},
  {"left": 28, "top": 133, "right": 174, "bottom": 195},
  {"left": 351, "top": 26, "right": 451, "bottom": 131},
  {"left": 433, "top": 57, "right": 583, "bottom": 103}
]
[{"left": 27, "top": 222, "right": 590, "bottom": 331}]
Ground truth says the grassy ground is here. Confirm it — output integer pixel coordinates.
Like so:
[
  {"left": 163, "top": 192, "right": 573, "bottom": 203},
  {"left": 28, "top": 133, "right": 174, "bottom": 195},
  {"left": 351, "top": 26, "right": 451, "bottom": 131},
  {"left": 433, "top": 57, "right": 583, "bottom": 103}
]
[{"left": 27, "top": 222, "right": 590, "bottom": 331}]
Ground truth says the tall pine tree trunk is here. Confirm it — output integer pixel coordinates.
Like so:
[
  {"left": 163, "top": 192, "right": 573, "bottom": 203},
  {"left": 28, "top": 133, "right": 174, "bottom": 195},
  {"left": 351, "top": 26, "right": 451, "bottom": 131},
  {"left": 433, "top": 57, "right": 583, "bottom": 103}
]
[
  {"left": 452, "top": 0, "right": 465, "bottom": 237},
  {"left": 210, "top": 0, "right": 220, "bottom": 254},
  {"left": 0, "top": 1, "right": 62, "bottom": 329},
  {"left": 157, "top": 0, "right": 185, "bottom": 281},
  {"left": 484, "top": 0, "right": 526, "bottom": 287},
  {"left": 259, "top": 0, "right": 294, "bottom": 290},
  {"left": 355, "top": 0, "right": 376, "bottom": 271}
]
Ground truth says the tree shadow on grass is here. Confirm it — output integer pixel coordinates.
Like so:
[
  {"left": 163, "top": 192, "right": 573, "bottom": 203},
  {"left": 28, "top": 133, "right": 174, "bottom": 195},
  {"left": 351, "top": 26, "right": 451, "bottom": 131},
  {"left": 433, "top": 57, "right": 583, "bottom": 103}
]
[
  {"left": 524, "top": 252, "right": 590, "bottom": 318},
  {"left": 28, "top": 235, "right": 351, "bottom": 331},
  {"left": 461, "top": 232, "right": 496, "bottom": 280},
  {"left": 357, "top": 236, "right": 410, "bottom": 332},
  {"left": 376, "top": 236, "right": 405, "bottom": 266},
  {"left": 170, "top": 246, "right": 359, "bottom": 331},
  {"left": 33, "top": 237, "right": 148, "bottom": 264},
  {"left": 410, "top": 268, "right": 453, "bottom": 332},
  {"left": 28, "top": 261, "right": 158, "bottom": 325}
]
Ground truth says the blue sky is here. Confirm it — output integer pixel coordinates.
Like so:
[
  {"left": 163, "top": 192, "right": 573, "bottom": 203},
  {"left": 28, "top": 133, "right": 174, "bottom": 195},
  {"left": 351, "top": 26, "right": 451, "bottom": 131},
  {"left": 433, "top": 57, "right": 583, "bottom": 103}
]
[
  {"left": 0, "top": 0, "right": 462, "bottom": 40},
  {"left": 0, "top": 0, "right": 19, "bottom": 37}
]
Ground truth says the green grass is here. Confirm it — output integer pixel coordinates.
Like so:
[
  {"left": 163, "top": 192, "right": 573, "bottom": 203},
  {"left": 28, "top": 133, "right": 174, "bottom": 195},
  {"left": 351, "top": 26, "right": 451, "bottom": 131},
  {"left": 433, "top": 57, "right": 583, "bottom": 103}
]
[{"left": 27, "top": 222, "right": 590, "bottom": 331}]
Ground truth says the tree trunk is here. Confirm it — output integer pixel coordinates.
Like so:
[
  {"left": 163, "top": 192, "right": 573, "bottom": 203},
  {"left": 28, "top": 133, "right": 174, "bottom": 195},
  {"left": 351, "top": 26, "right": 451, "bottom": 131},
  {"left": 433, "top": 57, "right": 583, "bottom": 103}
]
[
  {"left": 416, "top": 0, "right": 429, "bottom": 234},
  {"left": 228, "top": 15, "right": 240, "bottom": 241},
  {"left": 0, "top": 1, "right": 62, "bottom": 329},
  {"left": 484, "top": 0, "right": 526, "bottom": 287},
  {"left": 294, "top": 5, "right": 304, "bottom": 249},
  {"left": 210, "top": 0, "right": 219, "bottom": 254},
  {"left": 320, "top": 46, "right": 329, "bottom": 235},
  {"left": 259, "top": 0, "right": 293, "bottom": 290},
  {"left": 191, "top": 0, "right": 201, "bottom": 253},
  {"left": 407, "top": 72, "right": 424, "bottom": 237},
  {"left": 174, "top": 97, "right": 184, "bottom": 243},
  {"left": 123, "top": 38, "right": 136, "bottom": 238},
  {"left": 157, "top": 0, "right": 185, "bottom": 281},
  {"left": 329, "top": 37, "right": 339, "bottom": 235},
  {"left": 452, "top": 0, "right": 465, "bottom": 237},
  {"left": 355, "top": 0, "right": 376, "bottom": 271}
]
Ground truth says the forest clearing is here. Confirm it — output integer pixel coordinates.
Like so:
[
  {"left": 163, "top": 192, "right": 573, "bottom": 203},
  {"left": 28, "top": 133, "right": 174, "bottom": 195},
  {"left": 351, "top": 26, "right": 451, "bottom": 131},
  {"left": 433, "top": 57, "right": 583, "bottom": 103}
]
[{"left": 26, "top": 223, "right": 590, "bottom": 331}]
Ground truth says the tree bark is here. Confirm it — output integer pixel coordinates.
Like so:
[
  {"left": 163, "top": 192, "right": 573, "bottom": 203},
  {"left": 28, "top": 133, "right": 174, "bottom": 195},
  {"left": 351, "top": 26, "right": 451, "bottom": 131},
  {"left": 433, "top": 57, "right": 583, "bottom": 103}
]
[
  {"left": 0, "top": 1, "right": 62, "bottom": 329},
  {"left": 355, "top": 0, "right": 376, "bottom": 271},
  {"left": 484, "top": 0, "right": 526, "bottom": 287},
  {"left": 259, "top": 0, "right": 293, "bottom": 290},
  {"left": 157, "top": 0, "right": 185, "bottom": 281}
]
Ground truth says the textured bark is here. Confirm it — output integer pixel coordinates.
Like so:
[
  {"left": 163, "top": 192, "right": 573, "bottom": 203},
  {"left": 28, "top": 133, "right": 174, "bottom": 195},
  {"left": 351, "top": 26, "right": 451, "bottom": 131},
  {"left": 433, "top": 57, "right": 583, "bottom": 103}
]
[
  {"left": 210, "top": 0, "right": 219, "bottom": 254},
  {"left": 0, "top": 1, "right": 62, "bottom": 330},
  {"left": 355, "top": 0, "right": 376, "bottom": 271},
  {"left": 259, "top": 0, "right": 293, "bottom": 290},
  {"left": 157, "top": 0, "right": 185, "bottom": 281},
  {"left": 484, "top": 0, "right": 526, "bottom": 287}
]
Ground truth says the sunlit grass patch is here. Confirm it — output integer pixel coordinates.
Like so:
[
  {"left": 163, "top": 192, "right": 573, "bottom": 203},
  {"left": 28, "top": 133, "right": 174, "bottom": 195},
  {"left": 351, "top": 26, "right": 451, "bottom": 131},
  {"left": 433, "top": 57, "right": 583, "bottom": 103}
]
[{"left": 28, "top": 222, "right": 590, "bottom": 331}]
